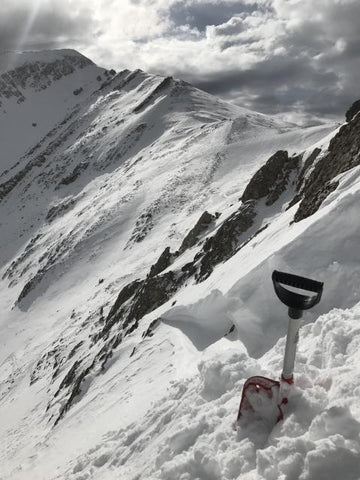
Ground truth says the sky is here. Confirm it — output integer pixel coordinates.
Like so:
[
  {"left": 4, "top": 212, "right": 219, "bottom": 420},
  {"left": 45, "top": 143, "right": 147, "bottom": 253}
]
[{"left": 1, "top": 0, "right": 359, "bottom": 125}]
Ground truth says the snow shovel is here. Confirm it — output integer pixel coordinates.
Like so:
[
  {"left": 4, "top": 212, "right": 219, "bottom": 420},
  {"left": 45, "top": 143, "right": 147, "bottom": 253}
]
[{"left": 236, "top": 270, "right": 323, "bottom": 425}]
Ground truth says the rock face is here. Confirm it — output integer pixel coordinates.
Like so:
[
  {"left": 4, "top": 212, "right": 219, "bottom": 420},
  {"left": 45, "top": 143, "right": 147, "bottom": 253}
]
[
  {"left": 133, "top": 76, "right": 173, "bottom": 113},
  {"left": 294, "top": 108, "right": 360, "bottom": 222},
  {"left": 58, "top": 161, "right": 89, "bottom": 187},
  {"left": 148, "top": 247, "right": 176, "bottom": 277},
  {"left": 345, "top": 99, "right": 360, "bottom": 122},
  {"left": 0, "top": 52, "right": 93, "bottom": 105},
  {"left": 287, "top": 147, "right": 322, "bottom": 209},
  {"left": 241, "top": 150, "right": 301, "bottom": 206},
  {"left": 195, "top": 201, "right": 257, "bottom": 281},
  {"left": 179, "top": 211, "right": 216, "bottom": 253}
]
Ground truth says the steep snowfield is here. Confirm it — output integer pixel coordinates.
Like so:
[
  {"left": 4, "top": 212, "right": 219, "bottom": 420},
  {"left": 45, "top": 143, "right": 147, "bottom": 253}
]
[
  {"left": 28, "top": 164, "right": 359, "bottom": 480},
  {"left": 0, "top": 49, "right": 107, "bottom": 171},
  {"left": 2, "top": 49, "right": 360, "bottom": 480}
]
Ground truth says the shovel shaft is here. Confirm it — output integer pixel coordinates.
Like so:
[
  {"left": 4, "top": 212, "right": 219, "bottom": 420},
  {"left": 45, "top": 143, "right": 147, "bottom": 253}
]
[{"left": 282, "top": 317, "right": 302, "bottom": 381}]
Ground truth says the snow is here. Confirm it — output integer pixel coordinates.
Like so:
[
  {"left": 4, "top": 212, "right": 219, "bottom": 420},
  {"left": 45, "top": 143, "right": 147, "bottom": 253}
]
[
  {"left": 1, "top": 49, "right": 360, "bottom": 480},
  {"left": 0, "top": 50, "right": 105, "bottom": 172},
  {"left": 22, "top": 304, "right": 356, "bottom": 480},
  {"left": 32, "top": 304, "right": 358, "bottom": 480},
  {"left": 0, "top": 49, "right": 90, "bottom": 75}
]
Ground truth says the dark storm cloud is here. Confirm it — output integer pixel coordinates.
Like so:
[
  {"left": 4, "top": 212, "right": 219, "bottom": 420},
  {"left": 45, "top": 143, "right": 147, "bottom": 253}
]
[
  {"left": 197, "top": 65, "right": 355, "bottom": 121},
  {"left": 192, "top": 56, "right": 336, "bottom": 94},
  {"left": 189, "top": 55, "right": 345, "bottom": 118}
]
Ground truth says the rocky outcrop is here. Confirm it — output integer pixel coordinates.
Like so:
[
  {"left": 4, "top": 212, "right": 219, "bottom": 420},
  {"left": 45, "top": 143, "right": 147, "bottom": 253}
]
[
  {"left": 195, "top": 200, "right": 257, "bottom": 281},
  {"left": 0, "top": 104, "right": 81, "bottom": 202},
  {"left": 346, "top": 99, "right": 360, "bottom": 122},
  {"left": 295, "top": 148, "right": 322, "bottom": 192},
  {"left": 129, "top": 271, "right": 182, "bottom": 321},
  {"left": 294, "top": 108, "right": 360, "bottom": 222},
  {"left": 242, "top": 150, "right": 301, "bottom": 206},
  {"left": 112, "top": 69, "right": 141, "bottom": 92},
  {"left": 133, "top": 77, "right": 173, "bottom": 113},
  {"left": 52, "top": 270, "right": 187, "bottom": 422},
  {"left": 57, "top": 161, "right": 89, "bottom": 187},
  {"left": 179, "top": 211, "right": 216, "bottom": 253},
  {"left": 287, "top": 147, "right": 322, "bottom": 209},
  {"left": 0, "top": 53, "right": 93, "bottom": 105},
  {"left": 148, "top": 247, "right": 177, "bottom": 277},
  {"left": 46, "top": 197, "right": 78, "bottom": 223}
]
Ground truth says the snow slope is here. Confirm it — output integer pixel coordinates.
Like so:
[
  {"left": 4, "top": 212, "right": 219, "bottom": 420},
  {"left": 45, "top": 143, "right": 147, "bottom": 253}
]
[
  {"left": 0, "top": 49, "right": 108, "bottom": 172},
  {"left": 2, "top": 49, "right": 360, "bottom": 480}
]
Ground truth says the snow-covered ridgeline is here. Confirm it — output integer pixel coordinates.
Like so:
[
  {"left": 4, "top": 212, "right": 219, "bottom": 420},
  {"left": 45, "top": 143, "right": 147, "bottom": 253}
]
[{"left": 1, "top": 49, "right": 360, "bottom": 480}]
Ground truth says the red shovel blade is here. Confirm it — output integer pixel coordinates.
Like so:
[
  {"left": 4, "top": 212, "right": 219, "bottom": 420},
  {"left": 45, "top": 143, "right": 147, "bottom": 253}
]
[{"left": 236, "top": 376, "right": 283, "bottom": 425}]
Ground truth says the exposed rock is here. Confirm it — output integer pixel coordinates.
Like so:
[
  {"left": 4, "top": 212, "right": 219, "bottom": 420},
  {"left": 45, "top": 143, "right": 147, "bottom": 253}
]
[
  {"left": 133, "top": 76, "right": 173, "bottom": 113},
  {"left": 287, "top": 148, "right": 322, "bottom": 209},
  {"left": 225, "top": 324, "right": 235, "bottom": 336},
  {"left": 128, "top": 271, "right": 184, "bottom": 321},
  {"left": 3, "top": 233, "right": 43, "bottom": 281},
  {"left": 54, "top": 361, "right": 94, "bottom": 425},
  {"left": 179, "top": 211, "right": 216, "bottom": 253},
  {"left": 30, "top": 346, "right": 62, "bottom": 385},
  {"left": 111, "top": 69, "right": 139, "bottom": 92},
  {"left": 129, "top": 210, "right": 154, "bottom": 244},
  {"left": 196, "top": 200, "right": 257, "bottom": 282},
  {"left": 57, "top": 160, "right": 89, "bottom": 187},
  {"left": 241, "top": 150, "right": 301, "bottom": 205},
  {"left": 111, "top": 280, "right": 143, "bottom": 313},
  {"left": 148, "top": 247, "right": 177, "bottom": 277},
  {"left": 346, "top": 99, "right": 360, "bottom": 122},
  {"left": 67, "top": 341, "right": 84, "bottom": 360},
  {"left": 181, "top": 261, "right": 197, "bottom": 276},
  {"left": 73, "top": 87, "right": 83, "bottom": 96},
  {"left": 0, "top": 53, "right": 93, "bottom": 105},
  {"left": 294, "top": 112, "right": 360, "bottom": 222},
  {"left": 296, "top": 148, "right": 322, "bottom": 192},
  {"left": 92, "top": 271, "right": 181, "bottom": 345},
  {"left": 17, "top": 268, "right": 47, "bottom": 304},
  {"left": 0, "top": 105, "right": 81, "bottom": 202},
  {"left": 46, "top": 197, "right": 77, "bottom": 223},
  {"left": 142, "top": 318, "right": 161, "bottom": 339},
  {"left": 54, "top": 360, "right": 82, "bottom": 398}
]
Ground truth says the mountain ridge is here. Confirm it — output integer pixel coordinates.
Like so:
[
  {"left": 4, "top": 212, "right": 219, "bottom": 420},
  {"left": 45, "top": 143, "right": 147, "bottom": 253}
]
[{"left": 2, "top": 49, "right": 359, "bottom": 480}]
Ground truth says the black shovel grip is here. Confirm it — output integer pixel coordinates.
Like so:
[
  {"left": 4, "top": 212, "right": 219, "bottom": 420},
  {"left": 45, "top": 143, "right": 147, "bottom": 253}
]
[{"left": 272, "top": 270, "right": 323, "bottom": 318}]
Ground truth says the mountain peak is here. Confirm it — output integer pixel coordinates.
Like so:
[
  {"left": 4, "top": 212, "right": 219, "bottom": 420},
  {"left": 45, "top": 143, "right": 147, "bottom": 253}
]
[{"left": 0, "top": 49, "right": 93, "bottom": 75}]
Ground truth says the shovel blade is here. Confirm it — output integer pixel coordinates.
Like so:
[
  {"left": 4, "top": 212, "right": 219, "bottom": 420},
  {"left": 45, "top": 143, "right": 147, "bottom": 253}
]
[{"left": 236, "top": 376, "right": 282, "bottom": 426}]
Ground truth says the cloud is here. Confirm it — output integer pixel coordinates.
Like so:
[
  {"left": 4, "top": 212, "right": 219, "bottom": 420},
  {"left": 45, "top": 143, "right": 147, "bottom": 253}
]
[
  {"left": 0, "top": 0, "right": 98, "bottom": 52},
  {"left": 1, "top": 0, "right": 360, "bottom": 124},
  {"left": 168, "top": 0, "right": 257, "bottom": 32}
]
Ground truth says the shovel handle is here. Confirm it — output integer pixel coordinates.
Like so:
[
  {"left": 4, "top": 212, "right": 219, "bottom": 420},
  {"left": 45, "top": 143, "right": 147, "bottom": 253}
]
[{"left": 272, "top": 270, "right": 323, "bottom": 318}]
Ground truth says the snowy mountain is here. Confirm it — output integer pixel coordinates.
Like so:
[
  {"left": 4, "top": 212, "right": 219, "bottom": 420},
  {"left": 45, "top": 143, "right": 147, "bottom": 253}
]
[{"left": 1, "top": 49, "right": 360, "bottom": 480}]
